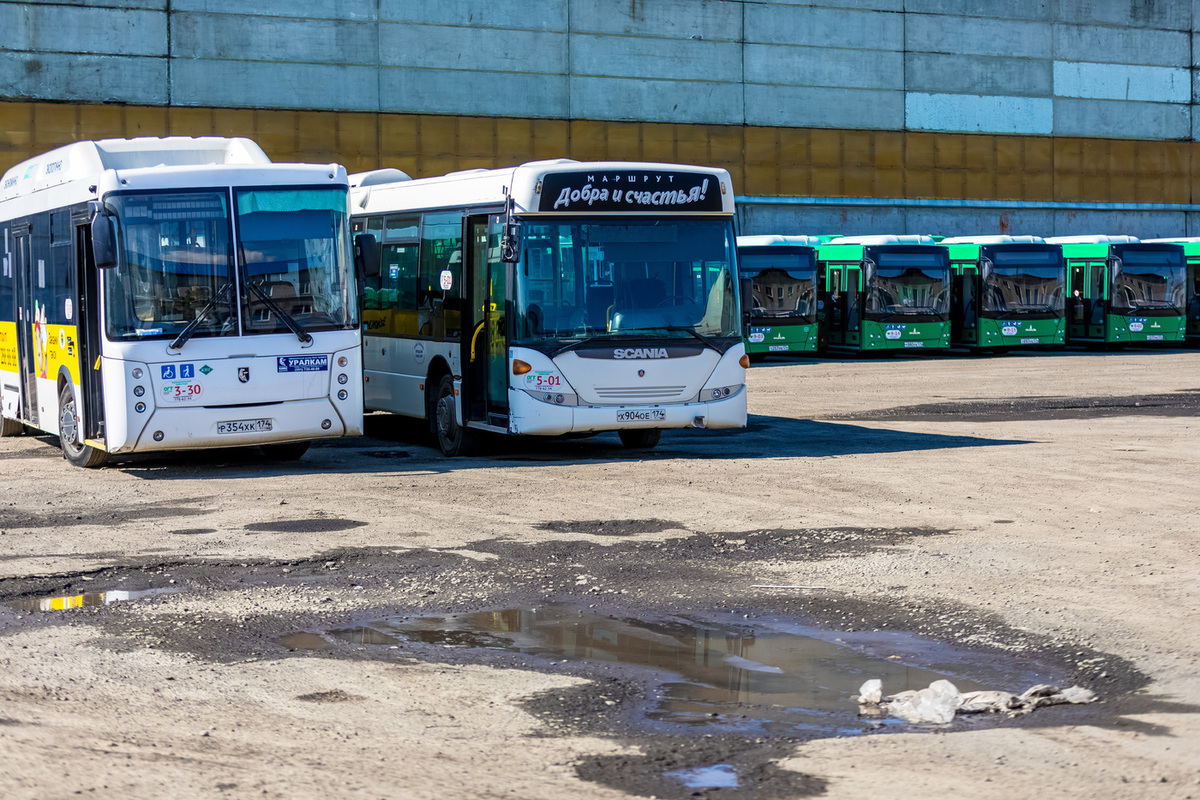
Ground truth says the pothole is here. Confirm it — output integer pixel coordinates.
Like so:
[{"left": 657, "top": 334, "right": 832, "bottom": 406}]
[
  {"left": 304, "top": 603, "right": 1066, "bottom": 738},
  {"left": 10, "top": 587, "right": 180, "bottom": 612}
]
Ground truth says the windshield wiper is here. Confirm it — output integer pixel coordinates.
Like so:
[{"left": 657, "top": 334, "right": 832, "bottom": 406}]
[
  {"left": 246, "top": 279, "right": 312, "bottom": 344},
  {"left": 547, "top": 336, "right": 608, "bottom": 358},
  {"left": 661, "top": 325, "right": 729, "bottom": 353},
  {"left": 169, "top": 282, "right": 232, "bottom": 350}
]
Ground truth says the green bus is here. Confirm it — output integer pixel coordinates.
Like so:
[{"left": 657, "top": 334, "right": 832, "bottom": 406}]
[
  {"left": 1045, "top": 236, "right": 1186, "bottom": 346},
  {"left": 736, "top": 235, "right": 821, "bottom": 360},
  {"left": 817, "top": 236, "right": 951, "bottom": 353},
  {"left": 941, "top": 236, "right": 1066, "bottom": 352},
  {"left": 1144, "top": 238, "right": 1200, "bottom": 345}
]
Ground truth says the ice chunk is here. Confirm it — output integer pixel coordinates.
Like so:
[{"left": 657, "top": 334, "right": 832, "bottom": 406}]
[{"left": 857, "top": 679, "right": 882, "bottom": 705}]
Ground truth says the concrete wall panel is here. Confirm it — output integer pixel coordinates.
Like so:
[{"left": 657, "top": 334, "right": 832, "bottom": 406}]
[
  {"left": 1, "top": 4, "right": 165, "bottom": 56},
  {"left": 379, "top": 0, "right": 565, "bottom": 31},
  {"left": 572, "top": 34, "right": 740, "bottom": 82},
  {"left": 0, "top": 54, "right": 168, "bottom": 104},
  {"left": 906, "top": 53, "right": 1054, "bottom": 96},
  {"left": 380, "top": 22, "right": 566, "bottom": 73},
  {"left": 570, "top": 0, "right": 742, "bottom": 41},
  {"left": 571, "top": 76, "right": 742, "bottom": 125},
  {"left": 906, "top": 14, "right": 1051, "bottom": 59},
  {"left": 1054, "top": 62, "right": 1190, "bottom": 104},
  {"left": 1051, "top": 0, "right": 1190, "bottom": 29},
  {"left": 1053, "top": 97, "right": 1192, "bottom": 139},
  {"left": 907, "top": 93, "right": 1055, "bottom": 134},
  {"left": 172, "top": 13, "right": 377, "bottom": 65},
  {"left": 904, "top": 0, "right": 1049, "bottom": 19},
  {"left": 747, "top": 45, "right": 904, "bottom": 91},
  {"left": 383, "top": 69, "right": 568, "bottom": 118},
  {"left": 1052, "top": 24, "right": 1190, "bottom": 67},
  {"left": 172, "top": 60, "right": 379, "bottom": 112},
  {"left": 172, "top": 0, "right": 376, "bottom": 19},
  {"left": 746, "top": 86, "right": 905, "bottom": 130},
  {"left": 746, "top": 5, "right": 902, "bottom": 50}
]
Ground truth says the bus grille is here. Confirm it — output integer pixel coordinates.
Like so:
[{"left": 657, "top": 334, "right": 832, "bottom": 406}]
[{"left": 593, "top": 385, "right": 689, "bottom": 402}]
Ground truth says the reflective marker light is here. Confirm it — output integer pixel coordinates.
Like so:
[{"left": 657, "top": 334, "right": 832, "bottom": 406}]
[
  {"left": 131, "top": 368, "right": 143, "bottom": 379},
  {"left": 321, "top": 419, "right": 332, "bottom": 429},
  {"left": 337, "top": 389, "right": 348, "bottom": 400},
  {"left": 711, "top": 388, "right": 722, "bottom": 399},
  {"left": 337, "top": 356, "right": 348, "bottom": 367},
  {"left": 512, "top": 359, "right": 532, "bottom": 375},
  {"left": 555, "top": 394, "right": 564, "bottom": 404},
  {"left": 135, "top": 402, "right": 146, "bottom": 413},
  {"left": 153, "top": 431, "right": 164, "bottom": 441},
  {"left": 739, "top": 354, "right": 751, "bottom": 369},
  {"left": 133, "top": 385, "right": 145, "bottom": 397},
  {"left": 337, "top": 373, "right": 348, "bottom": 385}
]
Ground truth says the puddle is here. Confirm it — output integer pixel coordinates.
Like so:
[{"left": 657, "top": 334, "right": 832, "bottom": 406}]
[
  {"left": 243, "top": 518, "right": 368, "bottom": 534},
  {"left": 321, "top": 604, "right": 1059, "bottom": 737},
  {"left": 277, "top": 632, "right": 336, "bottom": 651},
  {"left": 665, "top": 764, "right": 739, "bottom": 790},
  {"left": 10, "top": 587, "right": 179, "bottom": 613}
]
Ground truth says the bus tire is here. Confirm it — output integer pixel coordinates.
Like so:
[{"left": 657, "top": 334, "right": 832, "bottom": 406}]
[
  {"left": 434, "top": 374, "right": 477, "bottom": 457},
  {"left": 0, "top": 416, "right": 22, "bottom": 437},
  {"left": 260, "top": 441, "right": 310, "bottom": 461},
  {"left": 618, "top": 429, "right": 661, "bottom": 449},
  {"left": 58, "top": 384, "right": 108, "bottom": 468}
]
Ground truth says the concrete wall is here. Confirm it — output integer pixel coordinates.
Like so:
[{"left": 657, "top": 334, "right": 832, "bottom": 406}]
[{"left": 2, "top": 0, "right": 1198, "bottom": 141}]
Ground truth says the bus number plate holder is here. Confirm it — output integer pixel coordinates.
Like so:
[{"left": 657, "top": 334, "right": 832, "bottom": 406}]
[
  {"left": 217, "top": 418, "right": 273, "bottom": 435},
  {"left": 617, "top": 410, "right": 665, "bottom": 422}
]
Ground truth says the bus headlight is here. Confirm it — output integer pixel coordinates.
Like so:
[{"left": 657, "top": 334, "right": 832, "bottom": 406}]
[
  {"left": 699, "top": 385, "right": 742, "bottom": 402},
  {"left": 523, "top": 389, "right": 578, "bottom": 406}
]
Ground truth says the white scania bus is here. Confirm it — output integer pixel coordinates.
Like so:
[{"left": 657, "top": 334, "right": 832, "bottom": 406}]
[
  {"left": 0, "top": 137, "right": 363, "bottom": 467},
  {"left": 351, "top": 159, "right": 748, "bottom": 456}
]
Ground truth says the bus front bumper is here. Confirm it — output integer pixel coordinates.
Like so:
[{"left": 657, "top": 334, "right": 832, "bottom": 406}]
[
  {"left": 507, "top": 389, "right": 747, "bottom": 437},
  {"left": 123, "top": 398, "right": 354, "bottom": 453}
]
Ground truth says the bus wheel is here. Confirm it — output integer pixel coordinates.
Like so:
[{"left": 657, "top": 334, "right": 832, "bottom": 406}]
[
  {"left": 0, "top": 416, "right": 22, "bottom": 436},
  {"left": 618, "top": 429, "right": 661, "bottom": 449},
  {"left": 434, "top": 374, "right": 477, "bottom": 457},
  {"left": 58, "top": 385, "right": 108, "bottom": 468},
  {"left": 260, "top": 441, "right": 310, "bottom": 461}
]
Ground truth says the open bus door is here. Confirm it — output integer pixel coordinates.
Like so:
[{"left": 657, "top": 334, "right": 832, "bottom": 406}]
[
  {"left": 12, "top": 225, "right": 37, "bottom": 428},
  {"left": 466, "top": 215, "right": 509, "bottom": 430},
  {"left": 74, "top": 219, "right": 105, "bottom": 443}
]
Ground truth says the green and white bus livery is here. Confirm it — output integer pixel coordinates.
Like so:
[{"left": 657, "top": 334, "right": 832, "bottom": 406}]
[
  {"left": 817, "top": 235, "right": 951, "bottom": 353},
  {"left": 736, "top": 235, "right": 820, "bottom": 360},
  {"left": 1046, "top": 236, "right": 1186, "bottom": 346},
  {"left": 942, "top": 236, "right": 1066, "bottom": 351},
  {"left": 1143, "top": 238, "right": 1200, "bottom": 345}
]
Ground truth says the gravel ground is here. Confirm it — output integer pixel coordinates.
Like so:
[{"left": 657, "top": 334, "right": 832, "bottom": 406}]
[{"left": 1, "top": 348, "right": 1198, "bottom": 799}]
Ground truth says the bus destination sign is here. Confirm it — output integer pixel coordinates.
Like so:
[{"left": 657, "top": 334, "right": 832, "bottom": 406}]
[{"left": 538, "top": 170, "right": 724, "bottom": 213}]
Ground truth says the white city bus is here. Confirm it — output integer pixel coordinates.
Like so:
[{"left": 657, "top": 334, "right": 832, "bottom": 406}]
[
  {"left": 351, "top": 160, "right": 748, "bottom": 456},
  {"left": 0, "top": 137, "right": 363, "bottom": 467}
]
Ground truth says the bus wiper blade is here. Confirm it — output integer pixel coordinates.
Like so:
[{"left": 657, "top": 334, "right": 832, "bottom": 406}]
[
  {"left": 170, "top": 282, "right": 232, "bottom": 350},
  {"left": 548, "top": 336, "right": 607, "bottom": 358},
  {"left": 247, "top": 279, "right": 312, "bottom": 344},
  {"left": 661, "top": 325, "right": 728, "bottom": 353}
]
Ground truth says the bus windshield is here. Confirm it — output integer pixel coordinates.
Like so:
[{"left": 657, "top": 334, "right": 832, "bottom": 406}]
[
  {"left": 866, "top": 252, "right": 950, "bottom": 319},
  {"left": 104, "top": 187, "right": 356, "bottom": 341},
  {"left": 1112, "top": 251, "right": 1186, "bottom": 314},
  {"left": 739, "top": 250, "right": 816, "bottom": 323},
  {"left": 982, "top": 250, "right": 1065, "bottom": 318},
  {"left": 514, "top": 218, "right": 740, "bottom": 347}
]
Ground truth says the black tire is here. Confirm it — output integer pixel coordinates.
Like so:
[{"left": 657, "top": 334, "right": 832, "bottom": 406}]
[
  {"left": 434, "top": 374, "right": 477, "bottom": 457},
  {"left": 58, "top": 384, "right": 108, "bottom": 468},
  {"left": 0, "top": 416, "right": 22, "bottom": 437},
  {"left": 260, "top": 441, "right": 311, "bottom": 461},
  {"left": 618, "top": 428, "right": 661, "bottom": 449}
]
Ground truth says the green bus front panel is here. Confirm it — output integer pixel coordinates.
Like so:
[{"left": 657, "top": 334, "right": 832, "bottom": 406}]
[
  {"left": 746, "top": 323, "right": 818, "bottom": 355},
  {"left": 858, "top": 319, "right": 950, "bottom": 352},
  {"left": 1106, "top": 314, "right": 1185, "bottom": 344},
  {"left": 958, "top": 318, "right": 1065, "bottom": 349}
]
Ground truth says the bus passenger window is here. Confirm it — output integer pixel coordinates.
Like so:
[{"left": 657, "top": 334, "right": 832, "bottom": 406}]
[{"left": 419, "top": 212, "right": 464, "bottom": 341}]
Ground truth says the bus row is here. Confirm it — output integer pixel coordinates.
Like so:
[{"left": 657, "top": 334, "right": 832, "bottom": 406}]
[
  {"left": 0, "top": 138, "right": 747, "bottom": 466},
  {"left": 738, "top": 234, "right": 1199, "bottom": 359}
]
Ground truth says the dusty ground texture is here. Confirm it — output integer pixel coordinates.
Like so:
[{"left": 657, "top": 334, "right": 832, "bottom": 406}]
[{"left": 1, "top": 349, "right": 1199, "bottom": 799}]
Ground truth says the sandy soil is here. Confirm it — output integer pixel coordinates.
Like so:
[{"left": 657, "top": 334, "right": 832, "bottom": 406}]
[{"left": 1, "top": 349, "right": 1198, "bottom": 799}]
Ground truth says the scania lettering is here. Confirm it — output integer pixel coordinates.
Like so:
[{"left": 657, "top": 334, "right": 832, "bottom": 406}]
[
  {"left": 351, "top": 160, "right": 747, "bottom": 456},
  {"left": 0, "top": 137, "right": 363, "bottom": 467},
  {"left": 1045, "top": 236, "right": 1186, "bottom": 347},
  {"left": 736, "top": 235, "right": 821, "bottom": 360},
  {"left": 941, "top": 236, "right": 1066, "bottom": 352},
  {"left": 817, "top": 236, "right": 951, "bottom": 354}
]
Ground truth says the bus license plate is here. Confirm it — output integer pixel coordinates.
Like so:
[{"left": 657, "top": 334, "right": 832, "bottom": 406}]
[
  {"left": 617, "top": 409, "right": 665, "bottom": 422},
  {"left": 1146, "top": 334, "right": 1163, "bottom": 340},
  {"left": 217, "top": 418, "right": 273, "bottom": 435},
  {"left": 1020, "top": 338, "right": 1039, "bottom": 344},
  {"left": 903, "top": 341, "right": 924, "bottom": 348}
]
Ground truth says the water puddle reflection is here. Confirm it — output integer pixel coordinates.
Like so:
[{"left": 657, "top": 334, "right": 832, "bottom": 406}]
[
  {"left": 10, "top": 587, "right": 179, "bottom": 613},
  {"left": 665, "top": 764, "right": 740, "bottom": 790},
  {"left": 320, "top": 604, "right": 1057, "bottom": 736}
]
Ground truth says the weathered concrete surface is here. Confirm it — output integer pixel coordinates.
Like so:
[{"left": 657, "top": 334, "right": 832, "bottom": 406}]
[{"left": 1, "top": 350, "right": 1199, "bottom": 797}]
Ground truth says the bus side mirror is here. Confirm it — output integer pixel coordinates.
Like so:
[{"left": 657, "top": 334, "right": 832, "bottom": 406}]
[
  {"left": 739, "top": 278, "right": 753, "bottom": 321},
  {"left": 91, "top": 213, "right": 117, "bottom": 269},
  {"left": 354, "top": 233, "right": 380, "bottom": 279},
  {"left": 501, "top": 221, "right": 521, "bottom": 263}
]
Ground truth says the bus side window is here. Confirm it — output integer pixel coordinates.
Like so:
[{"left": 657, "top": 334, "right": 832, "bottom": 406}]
[{"left": 419, "top": 212, "right": 464, "bottom": 341}]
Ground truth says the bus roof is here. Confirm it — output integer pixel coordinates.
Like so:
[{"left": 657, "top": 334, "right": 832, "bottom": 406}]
[
  {"left": 1043, "top": 235, "right": 1139, "bottom": 244},
  {"left": 826, "top": 234, "right": 938, "bottom": 245},
  {"left": 940, "top": 235, "right": 1045, "bottom": 244},
  {"left": 1, "top": 137, "right": 270, "bottom": 201},
  {"left": 736, "top": 235, "right": 823, "bottom": 248},
  {"left": 351, "top": 159, "right": 735, "bottom": 217}
]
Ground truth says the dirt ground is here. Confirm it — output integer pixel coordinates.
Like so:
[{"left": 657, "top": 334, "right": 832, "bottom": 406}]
[{"left": 1, "top": 349, "right": 1199, "bottom": 799}]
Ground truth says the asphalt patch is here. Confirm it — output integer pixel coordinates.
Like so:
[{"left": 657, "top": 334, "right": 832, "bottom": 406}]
[
  {"left": 244, "top": 518, "right": 368, "bottom": 534},
  {"left": 833, "top": 390, "right": 1200, "bottom": 423},
  {"left": 535, "top": 519, "right": 687, "bottom": 536},
  {"left": 0, "top": 497, "right": 215, "bottom": 530}
]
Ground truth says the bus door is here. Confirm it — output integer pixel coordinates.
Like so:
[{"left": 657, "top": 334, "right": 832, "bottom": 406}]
[
  {"left": 466, "top": 215, "right": 509, "bottom": 428},
  {"left": 74, "top": 219, "right": 105, "bottom": 442},
  {"left": 845, "top": 267, "right": 861, "bottom": 345},
  {"left": 1069, "top": 262, "right": 1086, "bottom": 331},
  {"left": 12, "top": 225, "right": 37, "bottom": 427},
  {"left": 1090, "top": 261, "right": 1107, "bottom": 338}
]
